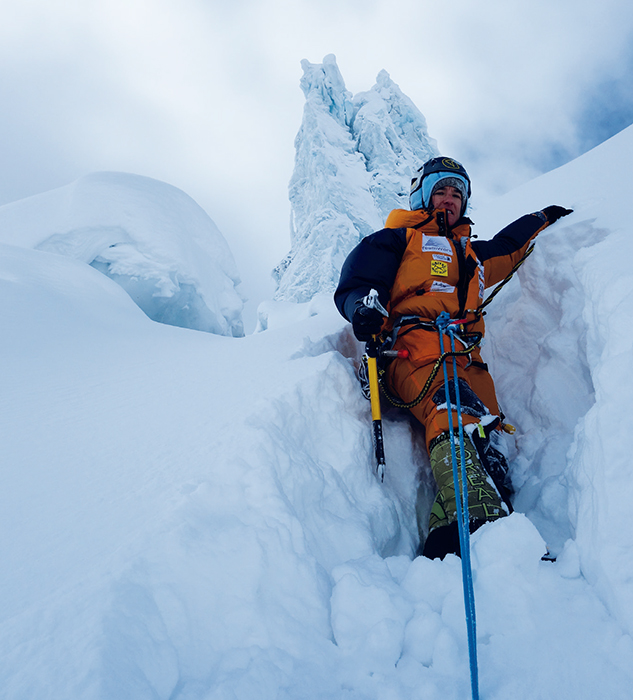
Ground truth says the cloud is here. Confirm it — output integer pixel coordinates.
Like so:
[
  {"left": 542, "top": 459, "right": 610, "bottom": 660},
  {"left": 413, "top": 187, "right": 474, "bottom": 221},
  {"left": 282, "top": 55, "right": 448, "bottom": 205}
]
[{"left": 0, "top": 0, "right": 632, "bottom": 327}]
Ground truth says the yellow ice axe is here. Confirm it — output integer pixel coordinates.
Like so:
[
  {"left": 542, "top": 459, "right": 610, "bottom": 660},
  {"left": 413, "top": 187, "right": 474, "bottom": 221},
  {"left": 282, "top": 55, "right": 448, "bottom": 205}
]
[
  {"left": 366, "top": 339, "right": 385, "bottom": 481},
  {"left": 362, "top": 289, "right": 389, "bottom": 481}
]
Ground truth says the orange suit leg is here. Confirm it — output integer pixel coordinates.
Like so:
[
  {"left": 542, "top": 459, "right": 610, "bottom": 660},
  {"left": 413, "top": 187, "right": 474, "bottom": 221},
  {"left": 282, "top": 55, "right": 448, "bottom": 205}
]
[{"left": 386, "top": 353, "right": 499, "bottom": 452}]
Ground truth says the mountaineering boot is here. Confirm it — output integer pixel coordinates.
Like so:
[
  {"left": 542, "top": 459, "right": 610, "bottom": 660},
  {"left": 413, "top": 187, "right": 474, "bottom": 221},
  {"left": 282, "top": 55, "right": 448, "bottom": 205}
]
[
  {"left": 469, "top": 421, "right": 515, "bottom": 512},
  {"left": 422, "top": 431, "right": 507, "bottom": 559}
]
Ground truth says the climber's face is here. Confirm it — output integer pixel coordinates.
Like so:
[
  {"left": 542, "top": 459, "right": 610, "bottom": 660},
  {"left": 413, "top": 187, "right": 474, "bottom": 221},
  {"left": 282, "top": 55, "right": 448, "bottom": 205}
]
[{"left": 431, "top": 186, "right": 462, "bottom": 226}]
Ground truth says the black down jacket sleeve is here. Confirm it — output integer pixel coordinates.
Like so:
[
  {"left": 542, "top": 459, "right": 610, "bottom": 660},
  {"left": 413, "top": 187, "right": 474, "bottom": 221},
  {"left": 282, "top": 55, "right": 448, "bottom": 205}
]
[
  {"left": 334, "top": 228, "right": 408, "bottom": 321},
  {"left": 470, "top": 213, "right": 546, "bottom": 262}
]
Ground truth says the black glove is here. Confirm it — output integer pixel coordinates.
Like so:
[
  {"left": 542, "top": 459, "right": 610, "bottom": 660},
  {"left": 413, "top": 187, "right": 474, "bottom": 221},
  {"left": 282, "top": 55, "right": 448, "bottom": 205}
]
[
  {"left": 351, "top": 303, "right": 384, "bottom": 341},
  {"left": 541, "top": 205, "right": 573, "bottom": 224}
]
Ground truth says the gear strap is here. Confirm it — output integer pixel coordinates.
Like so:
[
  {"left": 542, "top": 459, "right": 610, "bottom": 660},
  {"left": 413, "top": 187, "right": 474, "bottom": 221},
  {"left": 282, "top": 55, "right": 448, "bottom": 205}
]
[
  {"left": 473, "top": 241, "right": 536, "bottom": 318},
  {"left": 376, "top": 328, "right": 482, "bottom": 410}
]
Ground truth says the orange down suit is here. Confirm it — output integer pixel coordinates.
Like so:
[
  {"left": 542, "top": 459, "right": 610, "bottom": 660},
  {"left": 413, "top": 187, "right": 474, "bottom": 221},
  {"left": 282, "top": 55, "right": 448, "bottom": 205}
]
[{"left": 334, "top": 207, "right": 549, "bottom": 450}]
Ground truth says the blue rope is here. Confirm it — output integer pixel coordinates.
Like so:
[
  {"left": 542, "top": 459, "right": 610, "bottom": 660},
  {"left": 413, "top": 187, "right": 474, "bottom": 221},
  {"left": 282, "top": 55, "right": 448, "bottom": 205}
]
[{"left": 438, "top": 314, "right": 480, "bottom": 700}]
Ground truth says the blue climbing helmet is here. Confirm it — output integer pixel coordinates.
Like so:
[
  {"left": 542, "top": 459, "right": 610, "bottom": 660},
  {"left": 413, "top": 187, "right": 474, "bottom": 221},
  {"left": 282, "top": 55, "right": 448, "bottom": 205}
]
[{"left": 409, "top": 156, "right": 471, "bottom": 215}]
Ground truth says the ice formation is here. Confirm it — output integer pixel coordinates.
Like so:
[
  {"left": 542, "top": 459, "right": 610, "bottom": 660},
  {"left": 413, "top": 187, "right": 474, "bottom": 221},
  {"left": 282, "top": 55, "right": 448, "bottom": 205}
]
[
  {"left": 0, "top": 171, "right": 245, "bottom": 336},
  {"left": 272, "top": 55, "right": 438, "bottom": 303}
]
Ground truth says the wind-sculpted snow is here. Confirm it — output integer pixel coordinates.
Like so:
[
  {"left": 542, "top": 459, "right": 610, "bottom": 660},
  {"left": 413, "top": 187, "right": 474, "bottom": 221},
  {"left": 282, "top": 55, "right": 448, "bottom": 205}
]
[
  {"left": 0, "top": 172, "right": 245, "bottom": 336},
  {"left": 273, "top": 55, "right": 438, "bottom": 302},
  {"left": 3, "top": 112, "right": 633, "bottom": 698},
  {"left": 4, "top": 137, "right": 633, "bottom": 697},
  {"left": 479, "top": 123, "right": 633, "bottom": 640},
  {"left": 483, "top": 218, "right": 603, "bottom": 552}
]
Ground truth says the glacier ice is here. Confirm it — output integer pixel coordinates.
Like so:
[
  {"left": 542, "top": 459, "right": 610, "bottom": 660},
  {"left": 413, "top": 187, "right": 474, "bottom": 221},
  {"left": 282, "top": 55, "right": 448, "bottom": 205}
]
[{"left": 273, "top": 54, "right": 438, "bottom": 303}]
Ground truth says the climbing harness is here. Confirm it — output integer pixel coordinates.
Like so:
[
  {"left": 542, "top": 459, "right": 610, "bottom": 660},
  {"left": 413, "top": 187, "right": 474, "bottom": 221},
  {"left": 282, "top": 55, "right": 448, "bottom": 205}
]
[
  {"left": 375, "top": 322, "right": 482, "bottom": 410},
  {"left": 437, "top": 312, "right": 480, "bottom": 700},
  {"left": 359, "top": 238, "right": 534, "bottom": 480},
  {"left": 364, "top": 240, "right": 535, "bottom": 413}
]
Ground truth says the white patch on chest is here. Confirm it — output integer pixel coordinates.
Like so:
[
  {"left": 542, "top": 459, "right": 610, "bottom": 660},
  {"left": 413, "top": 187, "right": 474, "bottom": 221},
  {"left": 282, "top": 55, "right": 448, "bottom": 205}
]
[
  {"left": 422, "top": 235, "right": 453, "bottom": 256},
  {"left": 430, "top": 280, "right": 456, "bottom": 293}
]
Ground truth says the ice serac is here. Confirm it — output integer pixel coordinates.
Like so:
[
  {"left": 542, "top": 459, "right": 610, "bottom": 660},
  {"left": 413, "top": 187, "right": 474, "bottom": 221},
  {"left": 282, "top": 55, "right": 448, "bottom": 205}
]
[
  {"left": 272, "top": 54, "right": 438, "bottom": 303},
  {"left": 352, "top": 69, "right": 438, "bottom": 218},
  {"left": 0, "top": 172, "right": 245, "bottom": 337}
]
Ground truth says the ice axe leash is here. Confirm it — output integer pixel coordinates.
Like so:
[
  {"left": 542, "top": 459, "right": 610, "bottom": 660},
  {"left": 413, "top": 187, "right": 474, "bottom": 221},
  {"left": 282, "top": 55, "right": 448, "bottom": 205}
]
[
  {"left": 361, "top": 289, "right": 408, "bottom": 482},
  {"left": 437, "top": 311, "right": 480, "bottom": 700}
]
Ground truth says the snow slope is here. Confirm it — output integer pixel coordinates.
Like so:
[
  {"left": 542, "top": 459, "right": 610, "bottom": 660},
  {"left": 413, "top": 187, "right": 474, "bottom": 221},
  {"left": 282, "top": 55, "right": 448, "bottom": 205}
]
[
  {"left": 2, "top": 129, "right": 633, "bottom": 698},
  {"left": 0, "top": 172, "right": 245, "bottom": 337},
  {"left": 479, "top": 123, "right": 633, "bottom": 638}
]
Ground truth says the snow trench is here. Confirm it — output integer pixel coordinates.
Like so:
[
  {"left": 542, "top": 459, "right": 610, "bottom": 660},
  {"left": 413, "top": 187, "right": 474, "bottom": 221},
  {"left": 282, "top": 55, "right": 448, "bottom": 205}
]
[{"left": 84, "top": 288, "right": 633, "bottom": 699}]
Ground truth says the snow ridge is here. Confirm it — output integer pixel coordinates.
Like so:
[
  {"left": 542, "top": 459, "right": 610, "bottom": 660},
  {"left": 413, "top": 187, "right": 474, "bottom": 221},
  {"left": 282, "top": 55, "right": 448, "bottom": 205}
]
[{"left": 0, "top": 172, "right": 245, "bottom": 336}]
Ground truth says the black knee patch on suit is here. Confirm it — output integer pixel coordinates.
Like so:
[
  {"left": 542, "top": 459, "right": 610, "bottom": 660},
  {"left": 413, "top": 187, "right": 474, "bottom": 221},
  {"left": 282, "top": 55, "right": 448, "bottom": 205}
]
[{"left": 431, "top": 378, "right": 487, "bottom": 418}]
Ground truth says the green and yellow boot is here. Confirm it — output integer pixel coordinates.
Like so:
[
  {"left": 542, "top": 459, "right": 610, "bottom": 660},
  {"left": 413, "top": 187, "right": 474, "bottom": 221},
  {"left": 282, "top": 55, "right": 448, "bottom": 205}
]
[{"left": 422, "top": 431, "right": 507, "bottom": 559}]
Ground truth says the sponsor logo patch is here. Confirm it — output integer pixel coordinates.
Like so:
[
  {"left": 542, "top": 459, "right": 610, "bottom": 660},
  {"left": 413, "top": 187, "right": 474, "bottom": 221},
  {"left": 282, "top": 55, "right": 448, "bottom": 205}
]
[
  {"left": 441, "top": 158, "right": 462, "bottom": 170},
  {"left": 430, "top": 281, "right": 455, "bottom": 293},
  {"left": 431, "top": 260, "right": 448, "bottom": 277},
  {"left": 422, "top": 234, "right": 453, "bottom": 255},
  {"left": 432, "top": 253, "right": 452, "bottom": 262}
]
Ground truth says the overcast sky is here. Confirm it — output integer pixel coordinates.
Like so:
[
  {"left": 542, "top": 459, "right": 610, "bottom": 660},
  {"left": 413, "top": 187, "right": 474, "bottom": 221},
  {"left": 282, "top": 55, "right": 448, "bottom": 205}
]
[{"left": 2, "top": 0, "right": 633, "bottom": 329}]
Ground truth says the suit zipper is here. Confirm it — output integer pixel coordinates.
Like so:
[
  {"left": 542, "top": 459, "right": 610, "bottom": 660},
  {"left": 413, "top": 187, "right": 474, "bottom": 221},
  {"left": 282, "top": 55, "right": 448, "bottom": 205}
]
[{"left": 437, "top": 210, "right": 468, "bottom": 317}]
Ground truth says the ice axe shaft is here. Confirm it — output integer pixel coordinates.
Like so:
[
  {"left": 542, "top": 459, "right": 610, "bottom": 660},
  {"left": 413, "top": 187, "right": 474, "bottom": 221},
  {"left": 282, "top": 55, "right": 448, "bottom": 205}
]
[
  {"left": 362, "top": 289, "right": 388, "bottom": 481},
  {"left": 366, "top": 345, "right": 385, "bottom": 481}
]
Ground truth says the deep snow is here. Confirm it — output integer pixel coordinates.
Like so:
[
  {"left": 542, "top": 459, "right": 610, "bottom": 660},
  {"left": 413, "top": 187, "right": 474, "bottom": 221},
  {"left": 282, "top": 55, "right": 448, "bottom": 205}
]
[{"left": 2, "top": 111, "right": 633, "bottom": 700}]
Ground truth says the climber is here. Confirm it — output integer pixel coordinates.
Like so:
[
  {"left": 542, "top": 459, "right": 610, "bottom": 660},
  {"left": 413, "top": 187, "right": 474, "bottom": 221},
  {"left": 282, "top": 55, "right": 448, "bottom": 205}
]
[{"left": 334, "top": 156, "right": 572, "bottom": 560}]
